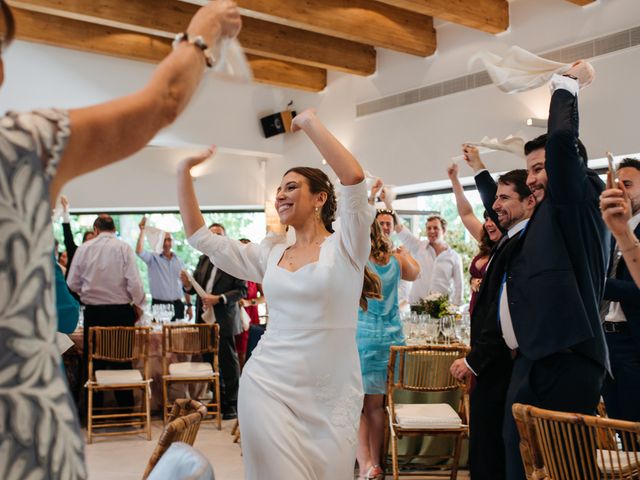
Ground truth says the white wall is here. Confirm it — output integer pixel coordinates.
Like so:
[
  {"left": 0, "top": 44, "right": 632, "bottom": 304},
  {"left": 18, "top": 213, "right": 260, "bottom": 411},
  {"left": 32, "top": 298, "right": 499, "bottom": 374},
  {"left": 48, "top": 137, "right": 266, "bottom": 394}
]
[{"left": 1, "top": 0, "right": 639, "bottom": 208}]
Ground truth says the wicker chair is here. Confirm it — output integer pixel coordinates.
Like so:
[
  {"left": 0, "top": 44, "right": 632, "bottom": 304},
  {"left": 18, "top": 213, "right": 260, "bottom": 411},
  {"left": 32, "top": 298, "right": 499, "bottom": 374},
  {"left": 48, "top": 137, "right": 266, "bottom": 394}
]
[
  {"left": 162, "top": 323, "right": 221, "bottom": 429},
  {"left": 385, "top": 345, "right": 470, "bottom": 480},
  {"left": 142, "top": 399, "right": 208, "bottom": 479},
  {"left": 513, "top": 403, "right": 640, "bottom": 480},
  {"left": 86, "top": 326, "right": 151, "bottom": 443}
]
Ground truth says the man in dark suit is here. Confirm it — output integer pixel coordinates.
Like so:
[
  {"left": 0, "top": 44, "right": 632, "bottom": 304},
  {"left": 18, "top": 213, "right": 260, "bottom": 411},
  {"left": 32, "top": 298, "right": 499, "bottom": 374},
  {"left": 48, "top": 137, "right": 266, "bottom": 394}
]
[
  {"left": 601, "top": 158, "right": 640, "bottom": 422},
  {"left": 181, "top": 223, "right": 247, "bottom": 420},
  {"left": 454, "top": 60, "right": 610, "bottom": 480},
  {"left": 450, "top": 169, "right": 536, "bottom": 480}
]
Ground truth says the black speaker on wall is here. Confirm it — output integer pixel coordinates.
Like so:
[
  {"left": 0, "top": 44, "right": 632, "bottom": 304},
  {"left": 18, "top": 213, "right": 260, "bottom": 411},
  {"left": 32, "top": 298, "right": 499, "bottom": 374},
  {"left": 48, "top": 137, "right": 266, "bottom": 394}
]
[{"left": 260, "top": 110, "right": 297, "bottom": 138}]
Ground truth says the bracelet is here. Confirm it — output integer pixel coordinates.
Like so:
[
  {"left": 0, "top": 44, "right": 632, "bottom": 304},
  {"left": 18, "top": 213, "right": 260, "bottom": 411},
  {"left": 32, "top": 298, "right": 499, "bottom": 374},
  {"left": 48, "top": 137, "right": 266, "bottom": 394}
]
[
  {"left": 620, "top": 239, "right": 640, "bottom": 254},
  {"left": 172, "top": 32, "right": 215, "bottom": 68}
]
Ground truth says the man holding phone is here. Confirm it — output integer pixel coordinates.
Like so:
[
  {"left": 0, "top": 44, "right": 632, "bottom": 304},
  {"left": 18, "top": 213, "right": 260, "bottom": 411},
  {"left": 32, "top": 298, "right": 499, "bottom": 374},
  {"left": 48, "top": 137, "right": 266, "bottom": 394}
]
[{"left": 600, "top": 157, "right": 640, "bottom": 422}]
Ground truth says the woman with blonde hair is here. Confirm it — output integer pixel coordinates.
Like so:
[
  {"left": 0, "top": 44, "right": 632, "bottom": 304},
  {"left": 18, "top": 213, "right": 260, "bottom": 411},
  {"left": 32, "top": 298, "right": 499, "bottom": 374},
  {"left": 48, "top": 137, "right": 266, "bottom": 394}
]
[
  {"left": 177, "top": 109, "right": 381, "bottom": 480},
  {"left": 356, "top": 219, "right": 420, "bottom": 479}
]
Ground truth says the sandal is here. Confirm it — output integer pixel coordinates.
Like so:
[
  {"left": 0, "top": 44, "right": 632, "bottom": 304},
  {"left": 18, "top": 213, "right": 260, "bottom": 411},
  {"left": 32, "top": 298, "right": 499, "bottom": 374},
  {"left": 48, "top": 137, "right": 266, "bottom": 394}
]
[{"left": 366, "top": 465, "right": 384, "bottom": 479}]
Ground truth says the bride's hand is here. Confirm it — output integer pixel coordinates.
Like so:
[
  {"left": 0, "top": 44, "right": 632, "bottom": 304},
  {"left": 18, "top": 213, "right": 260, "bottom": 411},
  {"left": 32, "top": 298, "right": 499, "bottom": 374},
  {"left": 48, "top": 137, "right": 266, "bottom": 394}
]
[
  {"left": 291, "top": 109, "right": 317, "bottom": 133},
  {"left": 178, "top": 146, "right": 216, "bottom": 172}
]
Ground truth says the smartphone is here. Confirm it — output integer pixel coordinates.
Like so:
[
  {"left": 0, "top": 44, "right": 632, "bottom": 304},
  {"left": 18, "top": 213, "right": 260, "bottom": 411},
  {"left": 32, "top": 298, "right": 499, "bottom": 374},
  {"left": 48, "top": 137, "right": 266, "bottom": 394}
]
[{"left": 606, "top": 151, "right": 618, "bottom": 186}]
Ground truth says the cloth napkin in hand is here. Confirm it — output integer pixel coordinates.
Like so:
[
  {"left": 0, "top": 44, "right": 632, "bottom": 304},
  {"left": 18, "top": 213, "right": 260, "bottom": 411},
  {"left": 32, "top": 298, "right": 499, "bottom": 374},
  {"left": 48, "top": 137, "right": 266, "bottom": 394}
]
[
  {"left": 466, "top": 134, "right": 526, "bottom": 158},
  {"left": 144, "top": 226, "right": 165, "bottom": 254},
  {"left": 469, "top": 46, "right": 569, "bottom": 94},
  {"left": 182, "top": 270, "right": 215, "bottom": 324},
  {"left": 212, "top": 38, "right": 253, "bottom": 83}
]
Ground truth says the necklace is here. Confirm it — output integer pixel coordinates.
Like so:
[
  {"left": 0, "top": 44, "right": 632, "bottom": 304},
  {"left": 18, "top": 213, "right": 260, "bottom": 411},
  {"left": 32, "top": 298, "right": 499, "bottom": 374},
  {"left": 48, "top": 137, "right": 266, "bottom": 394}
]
[{"left": 283, "top": 237, "right": 325, "bottom": 268}]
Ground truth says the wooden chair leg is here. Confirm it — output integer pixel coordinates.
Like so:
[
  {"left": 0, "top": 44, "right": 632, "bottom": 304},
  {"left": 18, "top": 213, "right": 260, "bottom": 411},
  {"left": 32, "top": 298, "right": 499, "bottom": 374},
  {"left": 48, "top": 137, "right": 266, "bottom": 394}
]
[
  {"left": 87, "top": 386, "right": 93, "bottom": 444},
  {"left": 162, "top": 379, "right": 169, "bottom": 425},
  {"left": 145, "top": 385, "right": 151, "bottom": 440},
  {"left": 450, "top": 432, "right": 463, "bottom": 480},
  {"left": 215, "top": 378, "right": 222, "bottom": 430},
  {"left": 231, "top": 419, "right": 239, "bottom": 436},
  {"left": 391, "top": 429, "right": 399, "bottom": 480}
]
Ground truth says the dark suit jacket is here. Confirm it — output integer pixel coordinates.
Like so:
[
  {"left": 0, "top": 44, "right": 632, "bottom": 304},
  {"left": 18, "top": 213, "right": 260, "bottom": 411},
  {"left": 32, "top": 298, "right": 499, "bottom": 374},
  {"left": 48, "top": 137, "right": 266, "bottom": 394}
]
[
  {"left": 604, "top": 224, "right": 640, "bottom": 347},
  {"left": 466, "top": 232, "right": 518, "bottom": 378},
  {"left": 188, "top": 254, "right": 247, "bottom": 337},
  {"left": 475, "top": 88, "right": 610, "bottom": 371}
]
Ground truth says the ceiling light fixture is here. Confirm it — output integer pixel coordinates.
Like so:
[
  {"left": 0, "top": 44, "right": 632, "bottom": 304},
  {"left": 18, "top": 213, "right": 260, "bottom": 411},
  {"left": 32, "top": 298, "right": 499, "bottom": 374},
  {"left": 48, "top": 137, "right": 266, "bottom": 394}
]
[{"left": 526, "top": 117, "right": 547, "bottom": 128}]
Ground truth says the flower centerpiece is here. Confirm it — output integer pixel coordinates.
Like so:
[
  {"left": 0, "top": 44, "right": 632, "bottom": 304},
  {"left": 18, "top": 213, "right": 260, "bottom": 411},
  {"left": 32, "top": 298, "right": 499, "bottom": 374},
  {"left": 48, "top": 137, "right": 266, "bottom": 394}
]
[{"left": 410, "top": 293, "right": 455, "bottom": 319}]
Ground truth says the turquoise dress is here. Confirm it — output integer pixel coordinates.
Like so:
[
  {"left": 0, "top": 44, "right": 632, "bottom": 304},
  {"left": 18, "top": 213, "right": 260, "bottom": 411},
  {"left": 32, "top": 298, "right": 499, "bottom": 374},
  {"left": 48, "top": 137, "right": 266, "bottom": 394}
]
[{"left": 357, "top": 256, "right": 405, "bottom": 395}]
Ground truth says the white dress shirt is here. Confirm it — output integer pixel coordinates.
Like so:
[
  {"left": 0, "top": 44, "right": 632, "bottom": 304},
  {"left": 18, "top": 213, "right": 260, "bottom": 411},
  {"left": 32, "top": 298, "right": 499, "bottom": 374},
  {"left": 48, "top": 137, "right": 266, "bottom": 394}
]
[
  {"left": 605, "top": 211, "right": 640, "bottom": 323},
  {"left": 397, "top": 226, "right": 463, "bottom": 305},
  {"left": 67, "top": 232, "right": 146, "bottom": 308},
  {"left": 498, "top": 219, "right": 530, "bottom": 350}
]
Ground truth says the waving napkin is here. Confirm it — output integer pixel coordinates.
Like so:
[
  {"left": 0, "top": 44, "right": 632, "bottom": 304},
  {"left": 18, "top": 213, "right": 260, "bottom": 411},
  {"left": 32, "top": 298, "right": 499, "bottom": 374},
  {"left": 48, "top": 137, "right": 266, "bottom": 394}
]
[
  {"left": 466, "top": 134, "right": 526, "bottom": 158},
  {"left": 144, "top": 226, "right": 166, "bottom": 254},
  {"left": 182, "top": 270, "right": 215, "bottom": 324},
  {"left": 470, "top": 46, "right": 569, "bottom": 93},
  {"left": 212, "top": 38, "right": 253, "bottom": 83}
]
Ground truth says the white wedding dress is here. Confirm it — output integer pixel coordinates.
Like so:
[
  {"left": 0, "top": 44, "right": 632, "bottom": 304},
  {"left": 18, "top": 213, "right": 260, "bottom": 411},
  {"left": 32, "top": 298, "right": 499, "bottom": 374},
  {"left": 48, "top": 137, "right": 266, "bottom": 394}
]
[{"left": 188, "top": 180, "right": 373, "bottom": 479}]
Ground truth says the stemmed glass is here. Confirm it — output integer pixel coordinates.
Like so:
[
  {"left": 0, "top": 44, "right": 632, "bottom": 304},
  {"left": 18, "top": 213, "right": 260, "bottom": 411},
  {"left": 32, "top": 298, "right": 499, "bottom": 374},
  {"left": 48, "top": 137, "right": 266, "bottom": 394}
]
[
  {"left": 424, "top": 315, "right": 438, "bottom": 345},
  {"left": 440, "top": 315, "right": 456, "bottom": 345},
  {"left": 152, "top": 304, "right": 175, "bottom": 326}
]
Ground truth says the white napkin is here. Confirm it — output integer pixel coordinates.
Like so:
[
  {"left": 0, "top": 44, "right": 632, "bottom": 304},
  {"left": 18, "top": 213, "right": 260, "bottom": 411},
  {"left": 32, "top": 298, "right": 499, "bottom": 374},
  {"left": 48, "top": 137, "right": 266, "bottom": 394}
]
[
  {"left": 182, "top": 270, "right": 215, "bottom": 324},
  {"left": 144, "top": 226, "right": 165, "bottom": 254},
  {"left": 469, "top": 46, "right": 569, "bottom": 94},
  {"left": 466, "top": 134, "right": 526, "bottom": 158},
  {"left": 212, "top": 38, "right": 253, "bottom": 83}
]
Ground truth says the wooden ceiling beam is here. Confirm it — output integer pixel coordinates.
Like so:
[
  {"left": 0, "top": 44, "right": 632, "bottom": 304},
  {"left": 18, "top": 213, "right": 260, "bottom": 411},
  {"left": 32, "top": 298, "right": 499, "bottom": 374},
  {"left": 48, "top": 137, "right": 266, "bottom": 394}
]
[
  {"left": 11, "top": 8, "right": 327, "bottom": 91},
  {"left": 232, "top": 0, "right": 436, "bottom": 57},
  {"left": 9, "top": 0, "right": 374, "bottom": 75},
  {"left": 373, "top": 0, "right": 508, "bottom": 34}
]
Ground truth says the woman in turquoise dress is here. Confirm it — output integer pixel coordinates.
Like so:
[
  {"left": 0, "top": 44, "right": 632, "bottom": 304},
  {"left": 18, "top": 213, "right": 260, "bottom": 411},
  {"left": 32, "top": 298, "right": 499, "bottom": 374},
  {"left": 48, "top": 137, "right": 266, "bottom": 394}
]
[{"left": 356, "top": 220, "right": 420, "bottom": 479}]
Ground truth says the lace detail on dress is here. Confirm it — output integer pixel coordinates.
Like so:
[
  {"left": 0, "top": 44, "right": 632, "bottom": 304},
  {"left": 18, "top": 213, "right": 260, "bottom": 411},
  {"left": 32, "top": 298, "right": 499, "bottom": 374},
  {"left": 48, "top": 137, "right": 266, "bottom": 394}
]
[{"left": 315, "top": 374, "right": 363, "bottom": 446}]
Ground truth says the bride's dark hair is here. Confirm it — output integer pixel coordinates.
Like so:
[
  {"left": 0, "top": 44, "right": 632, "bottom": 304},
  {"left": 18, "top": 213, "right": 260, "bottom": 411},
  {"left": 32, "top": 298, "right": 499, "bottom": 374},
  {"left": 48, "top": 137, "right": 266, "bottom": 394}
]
[{"left": 284, "top": 166, "right": 381, "bottom": 311}]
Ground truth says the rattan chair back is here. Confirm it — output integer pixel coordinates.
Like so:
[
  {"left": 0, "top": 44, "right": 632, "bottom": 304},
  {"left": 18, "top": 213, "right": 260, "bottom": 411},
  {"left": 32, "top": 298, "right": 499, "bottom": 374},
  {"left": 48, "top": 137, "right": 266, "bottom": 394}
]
[
  {"left": 513, "top": 403, "right": 640, "bottom": 480},
  {"left": 388, "top": 344, "right": 470, "bottom": 394},
  {"left": 142, "top": 399, "right": 208, "bottom": 479}
]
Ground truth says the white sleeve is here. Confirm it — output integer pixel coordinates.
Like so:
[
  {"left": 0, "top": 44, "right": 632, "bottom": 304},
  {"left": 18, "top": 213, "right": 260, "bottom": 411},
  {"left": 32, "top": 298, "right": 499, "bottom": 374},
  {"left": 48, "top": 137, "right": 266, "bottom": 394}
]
[
  {"left": 549, "top": 73, "right": 579, "bottom": 96},
  {"left": 188, "top": 226, "right": 277, "bottom": 283},
  {"left": 397, "top": 225, "right": 423, "bottom": 258},
  {"left": 336, "top": 180, "right": 375, "bottom": 270},
  {"left": 451, "top": 252, "right": 464, "bottom": 306}
]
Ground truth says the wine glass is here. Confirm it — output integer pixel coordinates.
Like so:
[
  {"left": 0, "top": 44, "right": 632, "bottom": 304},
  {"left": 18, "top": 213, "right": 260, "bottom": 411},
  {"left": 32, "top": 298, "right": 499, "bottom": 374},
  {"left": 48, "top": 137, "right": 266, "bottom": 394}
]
[
  {"left": 424, "top": 315, "right": 438, "bottom": 345},
  {"left": 441, "top": 315, "right": 456, "bottom": 345}
]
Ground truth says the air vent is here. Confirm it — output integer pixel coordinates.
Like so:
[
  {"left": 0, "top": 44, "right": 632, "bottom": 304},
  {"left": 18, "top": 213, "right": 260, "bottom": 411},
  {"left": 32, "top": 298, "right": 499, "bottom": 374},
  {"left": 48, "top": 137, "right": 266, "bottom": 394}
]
[{"left": 356, "top": 25, "right": 640, "bottom": 118}]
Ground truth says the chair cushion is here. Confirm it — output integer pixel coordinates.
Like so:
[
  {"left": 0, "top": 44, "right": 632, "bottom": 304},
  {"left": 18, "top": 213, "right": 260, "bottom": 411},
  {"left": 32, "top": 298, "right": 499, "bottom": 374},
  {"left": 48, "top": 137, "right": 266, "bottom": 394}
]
[
  {"left": 95, "top": 369, "right": 143, "bottom": 385},
  {"left": 148, "top": 442, "right": 215, "bottom": 480},
  {"left": 394, "top": 403, "right": 462, "bottom": 429},
  {"left": 597, "top": 449, "right": 640, "bottom": 475},
  {"left": 169, "top": 362, "right": 214, "bottom": 378}
]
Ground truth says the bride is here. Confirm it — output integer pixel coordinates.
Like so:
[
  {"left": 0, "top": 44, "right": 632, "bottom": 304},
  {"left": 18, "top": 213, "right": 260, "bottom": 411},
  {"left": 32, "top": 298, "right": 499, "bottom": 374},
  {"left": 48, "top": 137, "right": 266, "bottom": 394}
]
[{"left": 176, "top": 109, "right": 379, "bottom": 479}]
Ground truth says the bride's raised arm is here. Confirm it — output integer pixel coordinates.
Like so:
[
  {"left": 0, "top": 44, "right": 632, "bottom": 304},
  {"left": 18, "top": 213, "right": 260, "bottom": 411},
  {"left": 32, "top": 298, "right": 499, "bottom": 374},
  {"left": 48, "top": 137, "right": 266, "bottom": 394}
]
[
  {"left": 176, "top": 147, "right": 268, "bottom": 283},
  {"left": 291, "top": 110, "right": 365, "bottom": 186}
]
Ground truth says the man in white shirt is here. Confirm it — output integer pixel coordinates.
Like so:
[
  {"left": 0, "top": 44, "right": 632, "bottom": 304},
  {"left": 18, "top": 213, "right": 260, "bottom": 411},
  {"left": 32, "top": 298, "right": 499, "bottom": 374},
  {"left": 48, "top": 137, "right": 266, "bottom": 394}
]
[
  {"left": 67, "top": 214, "right": 146, "bottom": 410},
  {"left": 601, "top": 158, "right": 640, "bottom": 422},
  {"left": 394, "top": 215, "right": 463, "bottom": 305}
]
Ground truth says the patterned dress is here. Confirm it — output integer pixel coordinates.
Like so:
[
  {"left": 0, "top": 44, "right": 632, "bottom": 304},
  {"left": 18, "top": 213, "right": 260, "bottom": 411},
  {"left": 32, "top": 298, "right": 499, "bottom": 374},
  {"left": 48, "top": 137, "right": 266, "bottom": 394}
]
[{"left": 0, "top": 110, "right": 86, "bottom": 479}]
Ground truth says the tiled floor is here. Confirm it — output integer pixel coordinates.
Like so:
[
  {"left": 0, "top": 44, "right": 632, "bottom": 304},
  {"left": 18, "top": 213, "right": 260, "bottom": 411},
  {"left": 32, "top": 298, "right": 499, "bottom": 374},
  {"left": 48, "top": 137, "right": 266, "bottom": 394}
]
[{"left": 85, "top": 421, "right": 470, "bottom": 479}]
